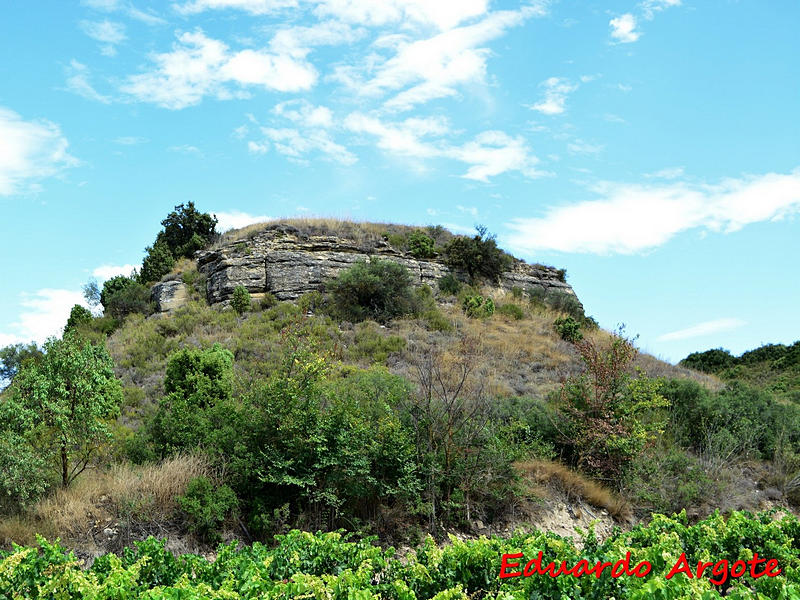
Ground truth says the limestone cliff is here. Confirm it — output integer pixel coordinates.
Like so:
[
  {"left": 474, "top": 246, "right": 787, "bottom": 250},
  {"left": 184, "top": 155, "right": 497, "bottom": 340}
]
[{"left": 185, "top": 223, "right": 579, "bottom": 309}]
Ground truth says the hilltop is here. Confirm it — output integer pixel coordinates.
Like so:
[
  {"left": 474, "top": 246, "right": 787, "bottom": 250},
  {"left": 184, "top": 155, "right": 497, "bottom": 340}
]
[{"left": 0, "top": 208, "right": 796, "bottom": 564}]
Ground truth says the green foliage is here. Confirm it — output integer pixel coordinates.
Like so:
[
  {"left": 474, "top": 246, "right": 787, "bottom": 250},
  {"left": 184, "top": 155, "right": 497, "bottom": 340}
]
[
  {"left": 157, "top": 201, "right": 219, "bottom": 259},
  {"left": 4, "top": 511, "right": 799, "bottom": 598},
  {"left": 510, "top": 286, "right": 524, "bottom": 299},
  {"left": 347, "top": 321, "right": 406, "bottom": 363},
  {"left": 557, "top": 332, "right": 669, "bottom": 480},
  {"left": 547, "top": 289, "right": 585, "bottom": 319},
  {"left": 105, "top": 281, "right": 154, "bottom": 321},
  {"left": 680, "top": 348, "right": 736, "bottom": 373},
  {"left": 0, "top": 342, "right": 41, "bottom": 385},
  {"left": 100, "top": 275, "right": 137, "bottom": 310},
  {"left": 554, "top": 316, "right": 583, "bottom": 342},
  {"left": 407, "top": 230, "right": 436, "bottom": 258},
  {"left": 231, "top": 285, "right": 251, "bottom": 315},
  {"left": 497, "top": 303, "right": 525, "bottom": 320},
  {"left": 442, "top": 225, "right": 512, "bottom": 283},
  {"left": 438, "top": 273, "right": 462, "bottom": 296},
  {"left": 151, "top": 343, "right": 234, "bottom": 455},
  {"left": 8, "top": 332, "right": 123, "bottom": 488},
  {"left": 461, "top": 294, "right": 494, "bottom": 318},
  {"left": 327, "top": 259, "right": 419, "bottom": 324},
  {"left": 139, "top": 240, "right": 175, "bottom": 284},
  {"left": 177, "top": 476, "right": 238, "bottom": 542},
  {"left": 64, "top": 304, "right": 93, "bottom": 332},
  {"left": 259, "top": 292, "right": 278, "bottom": 310}
]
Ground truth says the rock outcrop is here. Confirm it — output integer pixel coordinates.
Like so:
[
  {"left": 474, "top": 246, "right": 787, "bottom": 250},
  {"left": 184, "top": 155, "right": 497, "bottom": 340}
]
[
  {"left": 151, "top": 280, "right": 189, "bottom": 313},
  {"left": 193, "top": 224, "right": 579, "bottom": 308}
]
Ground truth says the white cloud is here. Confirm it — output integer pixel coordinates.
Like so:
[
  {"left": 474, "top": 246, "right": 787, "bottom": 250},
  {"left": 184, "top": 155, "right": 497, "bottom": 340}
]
[
  {"left": 92, "top": 264, "right": 136, "bottom": 280},
  {"left": 657, "top": 318, "right": 745, "bottom": 342},
  {"left": 65, "top": 60, "right": 112, "bottom": 103},
  {"left": 175, "top": 0, "right": 297, "bottom": 15},
  {"left": 457, "top": 205, "right": 478, "bottom": 216},
  {"left": 121, "top": 30, "right": 318, "bottom": 109},
  {"left": 529, "top": 76, "right": 579, "bottom": 115},
  {"left": 80, "top": 19, "right": 126, "bottom": 55},
  {"left": 5, "top": 289, "right": 90, "bottom": 345},
  {"left": 0, "top": 107, "right": 78, "bottom": 195},
  {"left": 639, "top": 0, "right": 681, "bottom": 20},
  {"left": 169, "top": 144, "right": 203, "bottom": 155},
  {"left": 610, "top": 13, "right": 640, "bottom": 43},
  {"left": 81, "top": 0, "right": 166, "bottom": 24},
  {"left": 344, "top": 112, "right": 543, "bottom": 181},
  {"left": 506, "top": 169, "right": 800, "bottom": 254},
  {"left": 213, "top": 210, "right": 273, "bottom": 231},
  {"left": 645, "top": 166, "right": 684, "bottom": 179},
  {"left": 334, "top": 6, "right": 543, "bottom": 111},
  {"left": 567, "top": 139, "right": 603, "bottom": 154},
  {"left": 314, "top": 0, "right": 490, "bottom": 30}
]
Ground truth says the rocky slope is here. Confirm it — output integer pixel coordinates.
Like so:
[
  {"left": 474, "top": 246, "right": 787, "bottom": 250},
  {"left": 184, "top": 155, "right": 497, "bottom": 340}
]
[{"left": 175, "top": 223, "right": 578, "bottom": 309}]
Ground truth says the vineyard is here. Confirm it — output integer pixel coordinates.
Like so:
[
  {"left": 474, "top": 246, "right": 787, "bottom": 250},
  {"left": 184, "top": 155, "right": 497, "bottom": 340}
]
[{"left": 2, "top": 511, "right": 799, "bottom": 599}]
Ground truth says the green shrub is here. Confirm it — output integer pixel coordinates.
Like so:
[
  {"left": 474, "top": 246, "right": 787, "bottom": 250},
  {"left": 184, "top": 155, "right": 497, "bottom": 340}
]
[
  {"left": 231, "top": 285, "right": 251, "bottom": 315},
  {"left": 554, "top": 316, "right": 583, "bottom": 342},
  {"left": 177, "top": 476, "right": 238, "bottom": 542},
  {"left": 157, "top": 202, "right": 219, "bottom": 260},
  {"left": 384, "top": 232, "right": 407, "bottom": 250},
  {"left": 527, "top": 285, "right": 547, "bottom": 308},
  {"left": 327, "top": 259, "right": 419, "bottom": 324},
  {"left": 139, "top": 241, "right": 175, "bottom": 285},
  {"left": 347, "top": 322, "right": 406, "bottom": 363},
  {"left": 105, "top": 281, "right": 154, "bottom": 320},
  {"left": 510, "top": 286, "right": 524, "bottom": 299},
  {"left": 497, "top": 303, "right": 525, "bottom": 320},
  {"left": 423, "top": 308, "right": 453, "bottom": 331},
  {"left": 64, "top": 304, "right": 93, "bottom": 332},
  {"left": 260, "top": 292, "right": 278, "bottom": 310},
  {"left": 297, "top": 290, "right": 325, "bottom": 314},
  {"left": 546, "top": 290, "right": 584, "bottom": 319},
  {"left": 438, "top": 273, "right": 462, "bottom": 296},
  {"left": 462, "top": 294, "right": 495, "bottom": 318},
  {"left": 443, "top": 226, "right": 512, "bottom": 283},
  {"left": 407, "top": 230, "right": 436, "bottom": 258}
]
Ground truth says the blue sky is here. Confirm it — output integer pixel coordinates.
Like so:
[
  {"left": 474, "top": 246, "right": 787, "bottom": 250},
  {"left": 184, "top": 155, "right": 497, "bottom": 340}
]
[{"left": 1, "top": 0, "right": 798, "bottom": 363}]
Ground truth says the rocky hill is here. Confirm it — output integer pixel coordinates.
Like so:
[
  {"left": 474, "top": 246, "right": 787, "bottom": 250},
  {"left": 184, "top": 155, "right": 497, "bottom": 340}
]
[{"left": 152, "top": 221, "right": 578, "bottom": 313}]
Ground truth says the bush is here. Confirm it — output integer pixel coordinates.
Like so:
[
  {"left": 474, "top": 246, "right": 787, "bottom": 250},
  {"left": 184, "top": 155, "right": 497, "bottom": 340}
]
[
  {"left": 177, "top": 476, "right": 238, "bottom": 542},
  {"left": 462, "top": 294, "right": 495, "bottom": 319},
  {"left": 260, "top": 292, "right": 278, "bottom": 310},
  {"left": 407, "top": 230, "right": 436, "bottom": 258},
  {"left": 443, "top": 225, "right": 512, "bottom": 283},
  {"left": 438, "top": 273, "right": 462, "bottom": 296},
  {"left": 546, "top": 290, "right": 584, "bottom": 319},
  {"left": 100, "top": 275, "right": 138, "bottom": 310},
  {"left": 554, "top": 316, "right": 583, "bottom": 342},
  {"left": 139, "top": 241, "right": 175, "bottom": 285},
  {"left": 679, "top": 348, "right": 736, "bottom": 373},
  {"left": 327, "top": 259, "right": 419, "bottom": 324},
  {"left": 497, "top": 303, "right": 525, "bottom": 321},
  {"left": 64, "top": 304, "right": 93, "bottom": 332},
  {"left": 231, "top": 285, "right": 251, "bottom": 315},
  {"left": 105, "top": 282, "right": 154, "bottom": 320},
  {"left": 158, "top": 202, "right": 219, "bottom": 260}
]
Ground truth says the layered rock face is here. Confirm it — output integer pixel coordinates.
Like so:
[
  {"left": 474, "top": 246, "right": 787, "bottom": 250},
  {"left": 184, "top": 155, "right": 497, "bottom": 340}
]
[{"left": 195, "top": 224, "right": 578, "bottom": 307}]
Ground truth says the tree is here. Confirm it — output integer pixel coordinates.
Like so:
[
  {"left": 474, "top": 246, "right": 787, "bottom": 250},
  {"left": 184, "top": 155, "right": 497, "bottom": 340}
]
[
  {"left": 327, "top": 259, "right": 418, "bottom": 323},
  {"left": 65, "top": 304, "right": 93, "bottom": 333},
  {"left": 157, "top": 201, "right": 218, "bottom": 259},
  {"left": 100, "top": 275, "right": 137, "bottom": 310},
  {"left": 443, "top": 225, "right": 512, "bottom": 284},
  {"left": 231, "top": 285, "right": 251, "bottom": 315},
  {"left": 12, "top": 332, "right": 123, "bottom": 487},
  {"left": 0, "top": 342, "right": 42, "bottom": 386},
  {"left": 139, "top": 240, "right": 175, "bottom": 285},
  {"left": 555, "top": 330, "right": 669, "bottom": 481},
  {"left": 82, "top": 279, "right": 101, "bottom": 308}
]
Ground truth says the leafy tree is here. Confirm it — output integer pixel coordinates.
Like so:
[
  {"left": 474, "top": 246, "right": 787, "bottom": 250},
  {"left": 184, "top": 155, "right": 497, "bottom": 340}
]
[
  {"left": 554, "top": 330, "right": 669, "bottom": 481},
  {"left": 157, "top": 201, "right": 218, "bottom": 259},
  {"left": 105, "top": 282, "right": 154, "bottom": 320},
  {"left": 64, "top": 304, "right": 93, "bottom": 333},
  {"left": 327, "top": 259, "right": 419, "bottom": 323},
  {"left": 231, "top": 285, "right": 251, "bottom": 315},
  {"left": 679, "top": 348, "right": 735, "bottom": 373},
  {"left": 407, "top": 230, "right": 436, "bottom": 258},
  {"left": 139, "top": 240, "right": 175, "bottom": 285},
  {"left": 0, "top": 342, "right": 42, "bottom": 386},
  {"left": 100, "top": 275, "right": 137, "bottom": 310},
  {"left": 151, "top": 344, "right": 234, "bottom": 455},
  {"left": 443, "top": 225, "right": 512, "bottom": 283},
  {"left": 82, "top": 279, "right": 101, "bottom": 308},
  {"left": 11, "top": 332, "right": 123, "bottom": 487},
  {"left": 438, "top": 274, "right": 462, "bottom": 296}
]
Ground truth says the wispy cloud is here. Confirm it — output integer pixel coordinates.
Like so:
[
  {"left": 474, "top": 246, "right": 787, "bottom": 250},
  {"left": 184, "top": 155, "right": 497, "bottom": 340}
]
[
  {"left": 0, "top": 107, "right": 78, "bottom": 195},
  {"left": 529, "top": 77, "right": 579, "bottom": 115},
  {"left": 657, "top": 318, "right": 745, "bottom": 342},
  {"left": 80, "top": 19, "right": 126, "bottom": 55},
  {"left": 506, "top": 169, "right": 800, "bottom": 254},
  {"left": 4, "top": 289, "right": 90, "bottom": 344},
  {"left": 65, "top": 60, "right": 112, "bottom": 103},
  {"left": 92, "top": 264, "right": 136, "bottom": 280},
  {"left": 81, "top": 0, "right": 165, "bottom": 25},
  {"left": 213, "top": 210, "right": 273, "bottom": 231}
]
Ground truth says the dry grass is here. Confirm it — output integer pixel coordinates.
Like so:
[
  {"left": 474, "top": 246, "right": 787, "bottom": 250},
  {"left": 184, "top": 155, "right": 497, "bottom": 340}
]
[
  {"left": 32, "top": 454, "right": 212, "bottom": 539},
  {"left": 516, "top": 459, "right": 632, "bottom": 521},
  {"left": 213, "top": 217, "right": 456, "bottom": 250}
]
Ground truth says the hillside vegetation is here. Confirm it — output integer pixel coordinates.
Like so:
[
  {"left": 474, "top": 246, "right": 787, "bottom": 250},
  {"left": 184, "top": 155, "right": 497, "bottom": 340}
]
[{"left": 1, "top": 205, "right": 799, "bottom": 598}]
